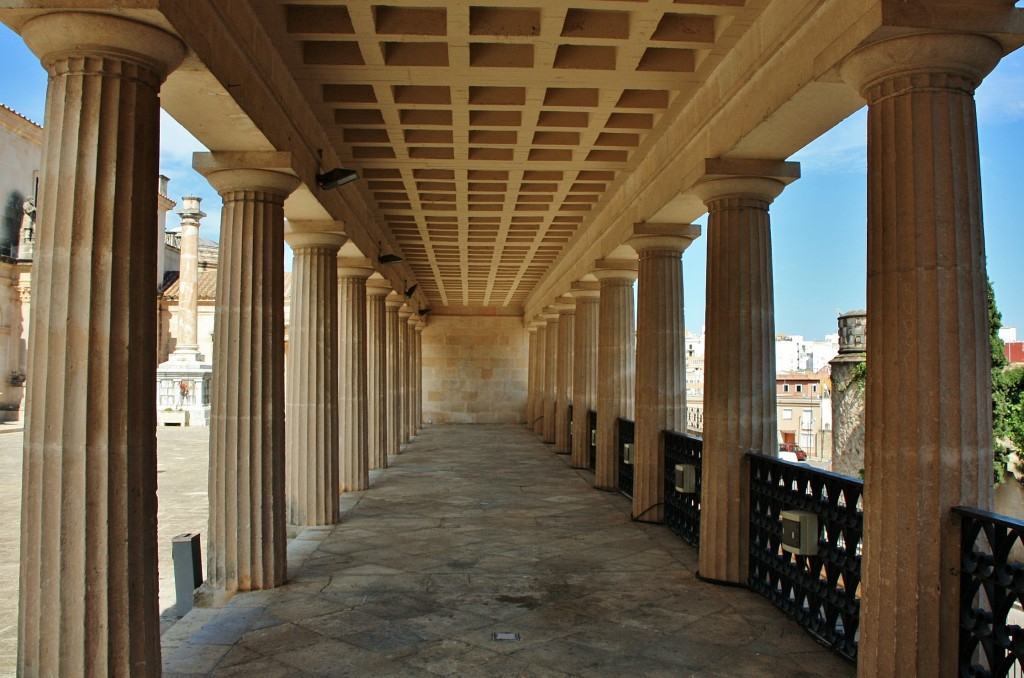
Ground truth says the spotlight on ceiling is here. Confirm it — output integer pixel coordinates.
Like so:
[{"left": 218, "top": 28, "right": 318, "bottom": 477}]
[
  {"left": 315, "top": 168, "right": 359, "bottom": 190},
  {"left": 378, "top": 252, "right": 403, "bottom": 264},
  {"left": 405, "top": 284, "right": 418, "bottom": 298},
  {"left": 418, "top": 308, "right": 430, "bottom": 317}
]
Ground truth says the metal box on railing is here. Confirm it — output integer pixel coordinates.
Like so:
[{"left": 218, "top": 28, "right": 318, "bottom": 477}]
[
  {"left": 780, "top": 510, "right": 818, "bottom": 555},
  {"left": 622, "top": 443, "right": 634, "bottom": 464},
  {"left": 674, "top": 463, "right": 696, "bottom": 493}
]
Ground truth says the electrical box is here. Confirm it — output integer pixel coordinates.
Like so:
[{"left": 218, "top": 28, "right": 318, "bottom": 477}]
[
  {"left": 622, "top": 443, "right": 634, "bottom": 464},
  {"left": 780, "top": 510, "right": 819, "bottom": 556},
  {"left": 674, "top": 464, "right": 696, "bottom": 493}
]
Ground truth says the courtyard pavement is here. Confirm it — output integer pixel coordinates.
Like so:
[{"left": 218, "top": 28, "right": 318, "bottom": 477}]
[
  {"left": 0, "top": 426, "right": 212, "bottom": 676},
  {"left": 161, "top": 424, "right": 854, "bottom": 677}
]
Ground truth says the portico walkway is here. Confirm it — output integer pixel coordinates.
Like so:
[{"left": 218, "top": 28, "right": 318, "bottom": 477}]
[{"left": 162, "top": 425, "right": 854, "bottom": 677}]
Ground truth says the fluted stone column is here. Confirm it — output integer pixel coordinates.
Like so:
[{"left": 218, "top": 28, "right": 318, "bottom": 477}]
[
  {"left": 407, "top": 312, "right": 420, "bottom": 437},
  {"left": 285, "top": 226, "right": 345, "bottom": 525},
  {"left": 533, "top": 319, "right": 547, "bottom": 435},
  {"left": 202, "top": 163, "right": 299, "bottom": 594},
  {"left": 694, "top": 166, "right": 791, "bottom": 584},
  {"left": 17, "top": 13, "right": 183, "bottom": 675},
  {"left": 554, "top": 297, "right": 576, "bottom": 454},
  {"left": 398, "top": 305, "right": 412, "bottom": 444},
  {"left": 385, "top": 292, "right": 403, "bottom": 454},
  {"left": 175, "top": 196, "right": 206, "bottom": 359},
  {"left": 841, "top": 33, "right": 1002, "bottom": 677},
  {"left": 593, "top": 261, "right": 638, "bottom": 490},
  {"left": 571, "top": 281, "right": 600, "bottom": 469},
  {"left": 338, "top": 259, "right": 374, "bottom": 492},
  {"left": 366, "top": 279, "right": 391, "bottom": 470},
  {"left": 542, "top": 310, "right": 560, "bottom": 444},
  {"left": 630, "top": 225, "right": 700, "bottom": 523},
  {"left": 526, "top": 325, "right": 538, "bottom": 428},
  {"left": 415, "top": 320, "right": 425, "bottom": 429}
]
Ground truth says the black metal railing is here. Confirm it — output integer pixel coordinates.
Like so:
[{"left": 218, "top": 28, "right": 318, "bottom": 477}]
[
  {"left": 617, "top": 418, "right": 634, "bottom": 498},
  {"left": 664, "top": 430, "right": 702, "bottom": 547},
  {"left": 588, "top": 410, "right": 597, "bottom": 471},
  {"left": 748, "top": 453, "right": 863, "bottom": 663},
  {"left": 955, "top": 506, "right": 1024, "bottom": 677}
]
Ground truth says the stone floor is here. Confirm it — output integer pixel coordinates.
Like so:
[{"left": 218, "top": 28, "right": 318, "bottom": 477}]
[{"left": 162, "top": 424, "right": 855, "bottom": 677}]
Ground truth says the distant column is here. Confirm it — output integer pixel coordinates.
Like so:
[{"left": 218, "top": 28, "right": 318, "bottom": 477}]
[
  {"left": 284, "top": 226, "right": 344, "bottom": 525},
  {"left": 570, "top": 281, "right": 600, "bottom": 469},
  {"left": 554, "top": 297, "right": 576, "bottom": 454},
  {"left": 593, "top": 261, "right": 637, "bottom": 491},
  {"left": 337, "top": 259, "right": 374, "bottom": 492},
  {"left": 200, "top": 162, "right": 300, "bottom": 594},
  {"left": 842, "top": 33, "right": 1001, "bottom": 676},
  {"left": 533, "top": 319, "right": 547, "bottom": 435},
  {"left": 398, "top": 304, "right": 412, "bottom": 444},
  {"left": 385, "top": 292, "right": 403, "bottom": 454},
  {"left": 407, "top": 312, "right": 420, "bottom": 437},
  {"left": 526, "top": 325, "right": 538, "bottom": 427},
  {"left": 415, "top": 320, "right": 425, "bottom": 429},
  {"left": 366, "top": 278, "right": 391, "bottom": 470},
  {"left": 17, "top": 12, "right": 183, "bottom": 675},
  {"left": 174, "top": 196, "right": 207, "bottom": 360},
  {"left": 630, "top": 225, "right": 700, "bottom": 523},
  {"left": 694, "top": 160, "right": 796, "bottom": 584},
  {"left": 542, "top": 310, "right": 560, "bottom": 444}
]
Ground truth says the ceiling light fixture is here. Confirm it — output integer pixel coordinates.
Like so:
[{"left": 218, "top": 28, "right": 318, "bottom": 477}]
[{"left": 315, "top": 168, "right": 359, "bottom": 190}]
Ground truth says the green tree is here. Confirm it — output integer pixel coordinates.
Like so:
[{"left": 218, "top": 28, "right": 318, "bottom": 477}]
[{"left": 989, "top": 279, "right": 1024, "bottom": 484}]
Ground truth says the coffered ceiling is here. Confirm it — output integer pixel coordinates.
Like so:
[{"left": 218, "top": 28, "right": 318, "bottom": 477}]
[{"left": 253, "top": 1, "right": 767, "bottom": 309}]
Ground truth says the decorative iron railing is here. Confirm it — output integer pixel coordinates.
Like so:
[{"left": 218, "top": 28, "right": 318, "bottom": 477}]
[
  {"left": 748, "top": 453, "right": 863, "bottom": 663},
  {"left": 664, "top": 430, "right": 702, "bottom": 547},
  {"left": 617, "top": 418, "right": 634, "bottom": 498},
  {"left": 588, "top": 410, "right": 597, "bottom": 471},
  {"left": 954, "top": 506, "right": 1024, "bottom": 677}
]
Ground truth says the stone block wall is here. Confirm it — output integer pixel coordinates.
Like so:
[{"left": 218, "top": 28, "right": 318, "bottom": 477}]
[{"left": 421, "top": 315, "right": 527, "bottom": 424}]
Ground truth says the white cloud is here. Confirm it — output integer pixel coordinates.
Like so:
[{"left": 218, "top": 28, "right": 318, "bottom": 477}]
[
  {"left": 791, "top": 109, "right": 867, "bottom": 175},
  {"left": 977, "top": 51, "right": 1024, "bottom": 125},
  {"left": 159, "top": 110, "right": 222, "bottom": 242}
]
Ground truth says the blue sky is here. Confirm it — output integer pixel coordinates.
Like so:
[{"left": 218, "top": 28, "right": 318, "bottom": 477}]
[{"left": 1, "top": 24, "right": 1021, "bottom": 339}]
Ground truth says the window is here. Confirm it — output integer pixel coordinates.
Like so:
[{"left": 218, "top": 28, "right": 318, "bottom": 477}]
[
  {"left": 796, "top": 384, "right": 803, "bottom": 393},
  {"left": 783, "top": 384, "right": 790, "bottom": 392},
  {"left": 782, "top": 408, "right": 792, "bottom": 420},
  {"left": 813, "top": 384, "right": 818, "bottom": 393}
]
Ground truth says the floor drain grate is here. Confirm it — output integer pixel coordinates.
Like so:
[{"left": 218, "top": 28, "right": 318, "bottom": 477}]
[{"left": 492, "top": 632, "right": 521, "bottom": 642}]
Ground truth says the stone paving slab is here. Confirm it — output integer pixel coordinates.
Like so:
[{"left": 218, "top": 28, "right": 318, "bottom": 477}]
[{"left": 163, "top": 424, "right": 856, "bottom": 677}]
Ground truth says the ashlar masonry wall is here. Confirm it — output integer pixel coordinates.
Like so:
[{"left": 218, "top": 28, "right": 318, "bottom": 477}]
[{"left": 421, "top": 315, "right": 527, "bottom": 424}]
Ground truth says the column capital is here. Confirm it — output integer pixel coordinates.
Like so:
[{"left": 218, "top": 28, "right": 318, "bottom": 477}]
[
  {"left": 540, "top": 308, "right": 560, "bottom": 321},
  {"left": 527, "top": 324, "right": 540, "bottom": 333},
  {"left": 593, "top": 259, "right": 639, "bottom": 283},
  {"left": 398, "top": 304, "right": 413, "bottom": 320},
  {"left": 570, "top": 280, "right": 601, "bottom": 299},
  {"left": 22, "top": 11, "right": 185, "bottom": 77},
  {"left": 692, "top": 157, "right": 799, "bottom": 207},
  {"left": 385, "top": 291, "right": 404, "bottom": 309},
  {"left": 366, "top": 277, "right": 393, "bottom": 298},
  {"left": 336, "top": 257, "right": 375, "bottom": 279},
  {"left": 841, "top": 32, "right": 1003, "bottom": 100},
  {"left": 551, "top": 294, "right": 576, "bottom": 313},
  {"left": 407, "top": 313, "right": 420, "bottom": 327},
  {"left": 284, "top": 225, "right": 346, "bottom": 253},
  {"left": 628, "top": 223, "right": 702, "bottom": 254},
  {"left": 202, "top": 168, "right": 301, "bottom": 198},
  {"left": 415, "top": 321, "right": 426, "bottom": 333}
]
